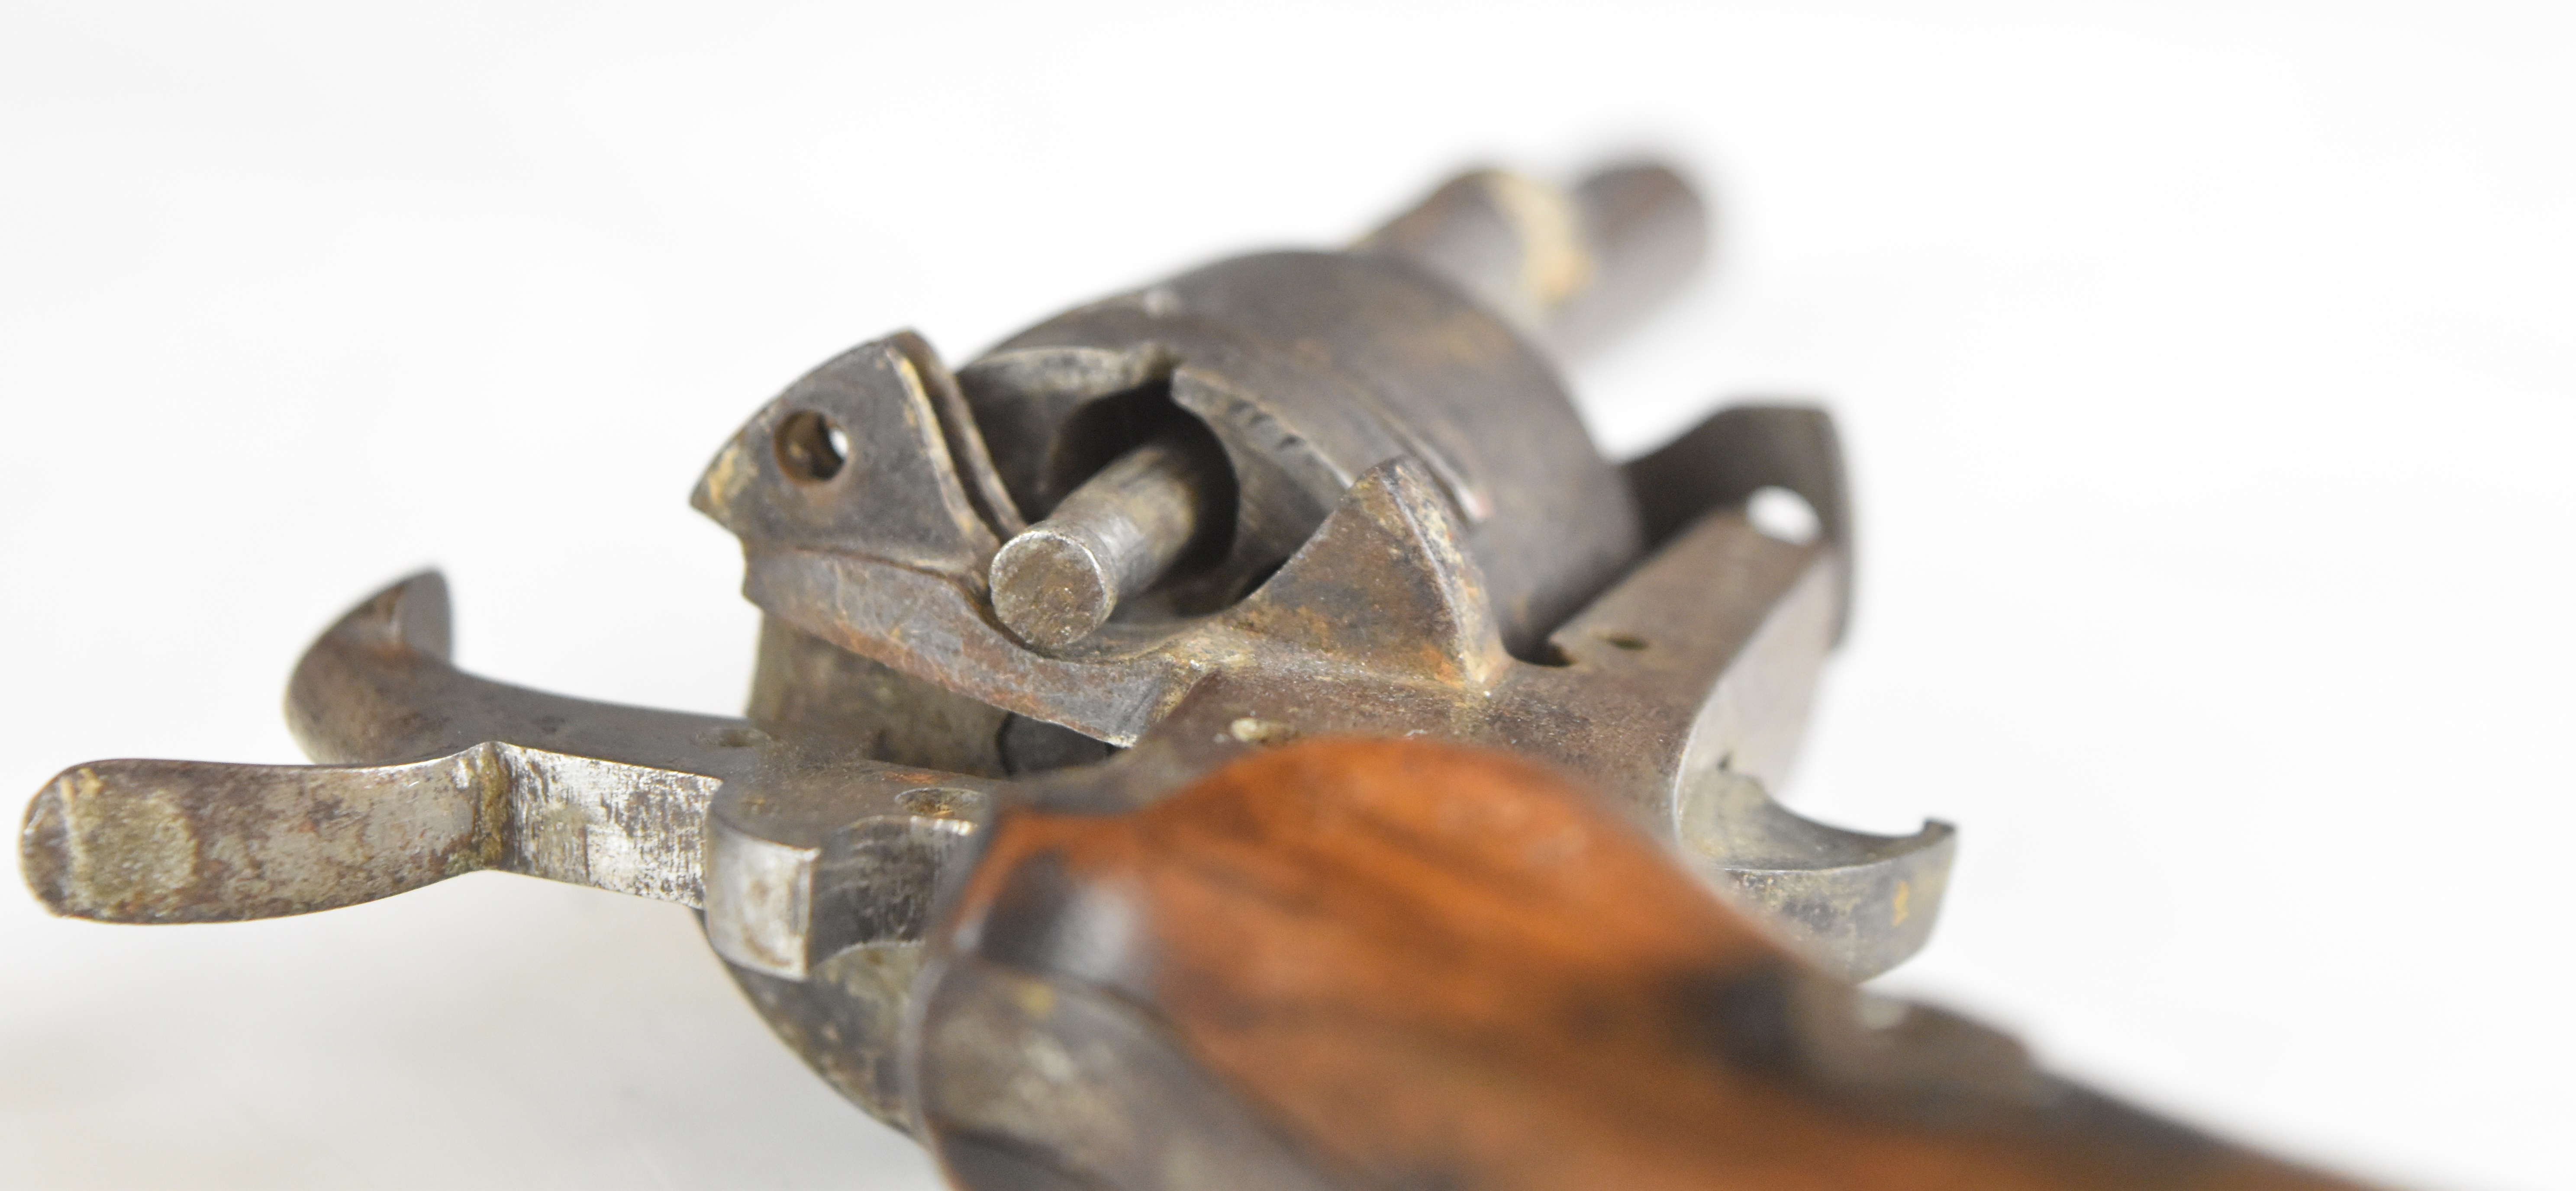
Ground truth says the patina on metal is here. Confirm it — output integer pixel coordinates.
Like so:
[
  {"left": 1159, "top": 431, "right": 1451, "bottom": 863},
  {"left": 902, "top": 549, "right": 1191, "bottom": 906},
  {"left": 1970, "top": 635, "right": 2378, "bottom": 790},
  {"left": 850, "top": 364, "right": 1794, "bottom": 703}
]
[
  {"left": 18, "top": 155, "right": 1943, "bottom": 1126},
  {"left": 989, "top": 427, "right": 1233, "bottom": 651},
  {"left": 13, "top": 159, "right": 2368, "bottom": 1190}
]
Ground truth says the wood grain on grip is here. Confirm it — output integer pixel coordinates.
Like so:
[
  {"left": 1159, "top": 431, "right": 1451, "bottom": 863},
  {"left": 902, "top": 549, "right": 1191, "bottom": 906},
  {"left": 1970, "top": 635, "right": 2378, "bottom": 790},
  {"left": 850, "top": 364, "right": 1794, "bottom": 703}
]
[{"left": 919, "top": 738, "right": 2370, "bottom": 1191}]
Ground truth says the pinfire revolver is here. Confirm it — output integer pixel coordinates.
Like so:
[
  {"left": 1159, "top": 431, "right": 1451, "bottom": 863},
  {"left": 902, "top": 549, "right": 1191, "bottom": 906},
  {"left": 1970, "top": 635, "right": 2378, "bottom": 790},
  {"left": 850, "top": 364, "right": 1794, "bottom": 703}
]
[{"left": 20, "top": 160, "right": 2370, "bottom": 1190}]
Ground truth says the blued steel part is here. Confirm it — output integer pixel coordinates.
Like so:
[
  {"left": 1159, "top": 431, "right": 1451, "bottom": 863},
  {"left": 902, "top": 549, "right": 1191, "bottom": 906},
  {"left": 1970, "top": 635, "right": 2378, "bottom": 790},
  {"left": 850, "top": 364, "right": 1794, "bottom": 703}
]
[
  {"left": 1625, "top": 403, "right": 1855, "bottom": 643},
  {"left": 990, "top": 430, "right": 1228, "bottom": 651},
  {"left": 950, "top": 248, "right": 1644, "bottom": 657},
  {"left": 744, "top": 454, "right": 1944, "bottom": 980},
  {"left": 917, "top": 739, "right": 2371, "bottom": 1191},
  {"left": 1352, "top": 162, "right": 1708, "bottom": 356}
]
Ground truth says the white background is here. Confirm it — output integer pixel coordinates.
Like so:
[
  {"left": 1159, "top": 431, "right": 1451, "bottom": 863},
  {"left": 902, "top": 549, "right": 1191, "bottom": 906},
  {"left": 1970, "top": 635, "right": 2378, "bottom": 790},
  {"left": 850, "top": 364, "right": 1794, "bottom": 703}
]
[{"left": 3, "top": 4, "right": 2570, "bottom": 1189}]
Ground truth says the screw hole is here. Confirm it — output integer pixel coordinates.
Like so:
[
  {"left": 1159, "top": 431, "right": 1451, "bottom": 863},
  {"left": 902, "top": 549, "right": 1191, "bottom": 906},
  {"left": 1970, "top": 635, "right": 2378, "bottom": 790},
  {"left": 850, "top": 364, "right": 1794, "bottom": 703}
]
[
  {"left": 776, "top": 410, "right": 849, "bottom": 482},
  {"left": 1600, "top": 631, "right": 1648, "bottom": 652}
]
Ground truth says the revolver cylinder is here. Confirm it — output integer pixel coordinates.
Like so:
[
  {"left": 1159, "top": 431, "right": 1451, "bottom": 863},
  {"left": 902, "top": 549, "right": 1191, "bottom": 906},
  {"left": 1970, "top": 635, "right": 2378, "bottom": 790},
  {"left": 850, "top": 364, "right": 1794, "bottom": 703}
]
[{"left": 970, "top": 163, "right": 1703, "bottom": 655}]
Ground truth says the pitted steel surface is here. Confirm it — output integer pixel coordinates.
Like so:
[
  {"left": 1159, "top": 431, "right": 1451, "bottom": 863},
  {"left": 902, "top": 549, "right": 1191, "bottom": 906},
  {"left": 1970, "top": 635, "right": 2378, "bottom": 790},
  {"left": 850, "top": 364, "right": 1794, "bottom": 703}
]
[{"left": 21, "top": 160, "right": 1960, "bottom": 1150}]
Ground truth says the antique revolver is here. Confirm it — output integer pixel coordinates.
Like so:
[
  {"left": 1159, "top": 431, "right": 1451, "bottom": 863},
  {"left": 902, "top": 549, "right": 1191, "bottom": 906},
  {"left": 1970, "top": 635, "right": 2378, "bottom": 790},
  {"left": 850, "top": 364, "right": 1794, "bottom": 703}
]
[{"left": 20, "top": 161, "right": 2364, "bottom": 1190}]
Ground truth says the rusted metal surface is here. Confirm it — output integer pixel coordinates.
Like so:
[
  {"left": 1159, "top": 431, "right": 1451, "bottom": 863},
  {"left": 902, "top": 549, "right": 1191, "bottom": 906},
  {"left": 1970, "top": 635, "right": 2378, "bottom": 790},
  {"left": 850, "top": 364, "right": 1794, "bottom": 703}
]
[
  {"left": 945, "top": 248, "right": 1645, "bottom": 657},
  {"left": 689, "top": 161, "right": 1941, "bottom": 979},
  {"left": 25, "top": 574, "right": 744, "bottom": 923},
  {"left": 23, "top": 745, "right": 715, "bottom": 923},
  {"left": 8, "top": 158, "right": 2376, "bottom": 1189},
  {"left": 990, "top": 428, "right": 1232, "bottom": 650},
  {"left": 724, "top": 430, "right": 1941, "bottom": 975}
]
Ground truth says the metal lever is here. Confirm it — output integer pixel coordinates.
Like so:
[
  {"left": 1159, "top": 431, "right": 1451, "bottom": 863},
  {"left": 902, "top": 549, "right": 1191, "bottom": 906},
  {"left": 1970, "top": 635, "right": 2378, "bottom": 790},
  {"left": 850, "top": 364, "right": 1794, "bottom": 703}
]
[
  {"left": 15, "top": 573, "right": 1002, "bottom": 992},
  {"left": 23, "top": 745, "right": 717, "bottom": 924}
]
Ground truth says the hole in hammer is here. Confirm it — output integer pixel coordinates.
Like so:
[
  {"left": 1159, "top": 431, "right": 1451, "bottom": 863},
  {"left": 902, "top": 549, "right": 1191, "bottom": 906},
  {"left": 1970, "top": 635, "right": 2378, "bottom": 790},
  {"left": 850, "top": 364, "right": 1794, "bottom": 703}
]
[{"left": 776, "top": 410, "right": 849, "bottom": 482}]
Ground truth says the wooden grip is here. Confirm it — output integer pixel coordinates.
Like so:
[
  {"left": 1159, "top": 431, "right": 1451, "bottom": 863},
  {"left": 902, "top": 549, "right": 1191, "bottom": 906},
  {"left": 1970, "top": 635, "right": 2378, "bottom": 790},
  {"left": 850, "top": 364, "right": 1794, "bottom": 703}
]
[{"left": 912, "top": 738, "right": 2368, "bottom": 1191}]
